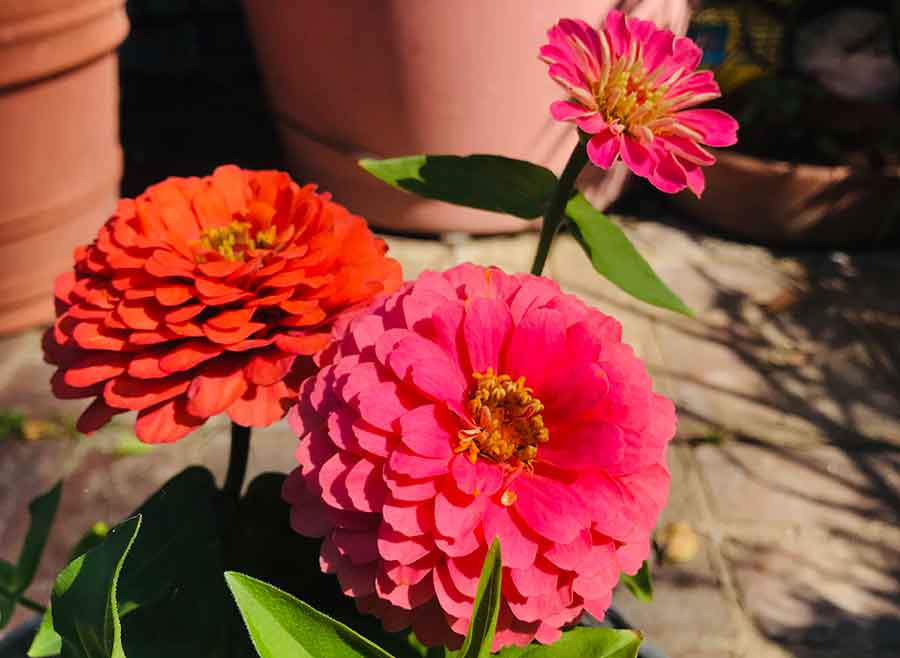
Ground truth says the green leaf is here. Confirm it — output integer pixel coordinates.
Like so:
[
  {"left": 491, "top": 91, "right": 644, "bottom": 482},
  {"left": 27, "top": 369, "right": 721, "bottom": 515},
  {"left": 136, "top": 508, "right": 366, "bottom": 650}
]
[
  {"left": 116, "top": 467, "right": 226, "bottom": 658},
  {"left": 28, "top": 607, "right": 61, "bottom": 657},
  {"left": 566, "top": 193, "right": 693, "bottom": 316},
  {"left": 360, "top": 155, "right": 558, "bottom": 219},
  {"left": 51, "top": 515, "right": 141, "bottom": 658},
  {"left": 620, "top": 561, "right": 653, "bottom": 603},
  {"left": 492, "top": 627, "right": 642, "bottom": 658},
  {"left": 0, "top": 482, "right": 62, "bottom": 628},
  {"left": 448, "top": 538, "right": 502, "bottom": 658},
  {"left": 225, "top": 571, "right": 396, "bottom": 658},
  {"left": 31, "top": 468, "right": 227, "bottom": 658}
]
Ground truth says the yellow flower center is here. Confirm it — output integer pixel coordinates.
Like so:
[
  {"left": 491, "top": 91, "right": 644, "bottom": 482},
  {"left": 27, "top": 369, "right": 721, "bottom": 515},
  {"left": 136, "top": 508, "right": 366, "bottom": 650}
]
[
  {"left": 456, "top": 368, "right": 549, "bottom": 468},
  {"left": 196, "top": 221, "right": 277, "bottom": 261},
  {"left": 595, "top": 58, "right": 671, "bottom": 140}
]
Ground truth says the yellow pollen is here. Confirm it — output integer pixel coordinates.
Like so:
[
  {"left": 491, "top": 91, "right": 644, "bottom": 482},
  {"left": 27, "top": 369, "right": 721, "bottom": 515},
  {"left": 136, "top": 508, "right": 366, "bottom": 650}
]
[
  {"left": 594, "top": 58, "right": 669, "bottom": 135},
  {"left": 195, "top": 221, "right": 277, "bottom": 261},
  {"left": 455, "top": 367, "right": 549, "bottom": 468}
]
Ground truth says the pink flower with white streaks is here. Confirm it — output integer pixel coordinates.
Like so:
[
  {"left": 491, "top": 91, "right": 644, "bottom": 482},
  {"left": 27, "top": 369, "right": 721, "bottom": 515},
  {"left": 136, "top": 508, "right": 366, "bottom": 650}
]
[
  {"left": 283, "top": 264, "right": 675, "bottom": 651},
  {"left": 540, "top": 11, "right": 738, "bottom": 196}
]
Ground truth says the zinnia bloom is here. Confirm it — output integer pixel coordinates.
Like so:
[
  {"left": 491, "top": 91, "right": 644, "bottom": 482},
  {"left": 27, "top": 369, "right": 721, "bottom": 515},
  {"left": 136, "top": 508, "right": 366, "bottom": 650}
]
[
  {"left": 540, "top": 11, "right": 738, "bottom": 196},
  {"left": 284, "top": 264, "right": 675, "bottom": 650},
  {"left": 44, "top": 166, "right": 401, "bottom": 443}
]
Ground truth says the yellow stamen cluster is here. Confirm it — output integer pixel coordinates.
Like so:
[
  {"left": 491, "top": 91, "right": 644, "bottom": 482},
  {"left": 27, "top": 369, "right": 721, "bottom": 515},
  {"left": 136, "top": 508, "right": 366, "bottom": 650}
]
[
  {"left": 456, "top": 368, "right": 549, "bottom": 468},
  {"left": 196, "top": 221, "right": 277, "bottom": 261}
]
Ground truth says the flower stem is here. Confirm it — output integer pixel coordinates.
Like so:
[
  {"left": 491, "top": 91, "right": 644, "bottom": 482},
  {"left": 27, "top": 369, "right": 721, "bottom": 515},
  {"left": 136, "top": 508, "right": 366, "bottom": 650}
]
[
  {"left": 223, "top": 423, "right": 251, "bottom": 498},
  {"left": 0, "top": 587, "right": 46, "bottom": 615},
  {"left": 17, "top": 594, "right": 46, "bottom": 615},
  {"left": 530, "top": 138, "right": 590, "bottom": 276}
]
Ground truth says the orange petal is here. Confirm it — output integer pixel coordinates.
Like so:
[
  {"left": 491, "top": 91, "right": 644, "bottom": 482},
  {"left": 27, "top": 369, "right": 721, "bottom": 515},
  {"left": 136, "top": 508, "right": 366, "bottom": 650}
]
[
  {"left": 73, "top": 322, "right": 129, "bottom": 351},
  {"left": 104, "top": 375, "right": 190, "bottom": 410},
  {"left": 195, "top": 277, "right": 245, "bottom": 299},
  {"left": 64, "top": 352, "right": 130, "bottom": 388},
  {"left": 198, "top": 260, "right": 245, "bottom": 278},
  {"left": 226, "top": 379, "right": 293, "bottom": 428},
  {"left": 159, "top": 339, "right": 223, "bottom": 373},
  {"left": 192, "top": 186, "right": 232, "bottom": 229},
  {"left": 202, "top": 321, "right": 267, "bottom": 345},
  {"left": 186, "top": 358, "right": 248, "bottom": 417},
  {"left": 244, "top": 349, "right": 295, "bottom": 386},
  {"left": 273, "top": 332, "right": 332, "bottom": 355},
  {"left": 76, "top": 398, "right": 120, "bottom": 434},
  {"left": 156, "top": 284, "right": 194, "bottom": 306},
  {"left": 207, "top": 307, "right": 255, "bottom": 329},
  {"left": 116, "top": 299, "right": 164, "bottom": 331},
  {"left": 165, "top": 303, "right": 204, "bottom": 323},
  {"left": 135, "top": 397, "right": 205, "bottom": 443},
  {"left": 211, "top": 165, "right": 249, "bottom": 213}
]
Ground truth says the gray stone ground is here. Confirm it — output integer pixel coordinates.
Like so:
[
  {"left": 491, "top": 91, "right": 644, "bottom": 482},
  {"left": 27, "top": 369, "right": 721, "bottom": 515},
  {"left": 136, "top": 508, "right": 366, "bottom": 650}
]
[{"left": 1, "top": 219, "right": 898, "bottom": 657}]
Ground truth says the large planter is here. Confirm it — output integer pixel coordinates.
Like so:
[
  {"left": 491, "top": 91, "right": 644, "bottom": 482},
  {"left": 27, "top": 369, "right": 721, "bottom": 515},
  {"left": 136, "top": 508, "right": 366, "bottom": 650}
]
[
  {"left": 0, "top": 0, "right": 128, "bottom": 334},
  {"left": 241, "top": 0, "right": 691, "bottom": 234},
  {"left": 673, "top": 150, "right": 900, "bottom": 246}
]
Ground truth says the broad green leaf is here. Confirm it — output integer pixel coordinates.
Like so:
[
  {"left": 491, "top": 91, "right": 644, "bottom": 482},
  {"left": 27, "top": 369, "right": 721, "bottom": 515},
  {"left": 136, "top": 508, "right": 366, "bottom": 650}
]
[
  {"left": 116, "top": 467, "right": 225, "bottom": 658},
  {"left": 0, "top": 482, "right": 62, "bottom": 628},
  {"left": 360, "top": 155, "right": 558, "bottom": 219},
  {"left": 447, "top": 539, "right": 502, "bottom": 658},
  {"left": 28, "top": 607, "right": 61, "bottom": 657},
  {"left": 52, "top": 515, "right": 140, "bottom": 658},
  {"left": 31, "top": 468, "right": 227, "bottom": 658},
  {"left": 566, "top": 193, "right": 693, "bottom": 316},
  {"left": 493, "top": 627, "right": 642, "bottom": 658},
  {"left": 225, "top": 571, "right": 396, "bottom": 658},
  {"left": 17, "top": 483, "right": 63, "bottom": 590},
  {"left": 620, "top": 561, "right": 653, "bottom": 603}
]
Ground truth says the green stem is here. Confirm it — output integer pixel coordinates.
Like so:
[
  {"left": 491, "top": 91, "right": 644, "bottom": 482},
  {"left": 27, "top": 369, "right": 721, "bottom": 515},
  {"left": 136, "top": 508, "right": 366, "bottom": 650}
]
[
  {"left": 17, "top": 594, "right": 46, "bottom": 615},
  {"left": 0, "top": 587, "right": 47, "bottom": 615},
  {"left": 223, "top": 423, "right": 251, "bottom": 498},
  {"left": 530, "top": 138, "right": 590, "bottom": 276}
]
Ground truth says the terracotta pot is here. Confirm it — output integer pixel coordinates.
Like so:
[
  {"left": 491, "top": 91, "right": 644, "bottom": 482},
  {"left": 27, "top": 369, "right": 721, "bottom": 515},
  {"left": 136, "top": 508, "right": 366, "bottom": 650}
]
[
  {"left": 241, "top": 0, "right": 691, "bottom": 234},
  {"left": 0, "top": 0, "right": 128, "bottom": 334},
  {"left": 673, "top": 150, "right": 900, "bottom": 246}
]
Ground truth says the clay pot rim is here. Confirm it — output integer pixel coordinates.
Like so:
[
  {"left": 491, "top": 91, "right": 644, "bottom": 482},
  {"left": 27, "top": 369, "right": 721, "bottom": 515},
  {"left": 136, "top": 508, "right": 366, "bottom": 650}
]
[
  {"left": 0, "top": 0, "right": 128, "bottom": 88},
  {"left": 717, "top": 148, "right": 900, "bottom": 181}
]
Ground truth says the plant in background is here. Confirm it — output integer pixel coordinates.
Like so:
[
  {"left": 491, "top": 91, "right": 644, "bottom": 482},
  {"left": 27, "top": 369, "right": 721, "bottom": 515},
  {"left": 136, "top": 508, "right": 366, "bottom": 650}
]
[{"left": 1, "top": 9, "right": 736, "bottom": 658}]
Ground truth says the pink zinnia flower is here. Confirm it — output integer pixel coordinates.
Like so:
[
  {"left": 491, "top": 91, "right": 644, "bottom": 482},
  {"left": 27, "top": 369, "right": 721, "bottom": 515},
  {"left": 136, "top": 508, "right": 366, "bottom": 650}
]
[
  {"left": 283, "top": 264, "right": 675, "bottom": 650},
  {"left": 540, "top": 11, "right": 738, "bottom": 196}
]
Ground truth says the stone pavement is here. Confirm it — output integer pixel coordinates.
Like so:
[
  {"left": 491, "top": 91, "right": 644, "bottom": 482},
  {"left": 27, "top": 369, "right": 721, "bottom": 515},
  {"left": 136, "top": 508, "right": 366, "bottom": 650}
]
[{"left": 1, "top": 218, "right": 898, "bottom": 657}]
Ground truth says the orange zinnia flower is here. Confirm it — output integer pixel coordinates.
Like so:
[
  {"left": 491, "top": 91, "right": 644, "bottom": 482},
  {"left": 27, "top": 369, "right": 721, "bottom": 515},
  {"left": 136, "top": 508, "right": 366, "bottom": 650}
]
[{"left": 43, "top": 166, "right": 402, "bottom": 443}]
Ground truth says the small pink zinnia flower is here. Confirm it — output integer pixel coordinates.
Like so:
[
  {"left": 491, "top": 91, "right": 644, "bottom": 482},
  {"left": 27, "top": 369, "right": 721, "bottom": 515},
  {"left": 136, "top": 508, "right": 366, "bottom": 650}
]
[
  {"left": 540, "top": 11, "right": 738, "bottom": 196},
  {"left": 283, "top": 264, "right": 675, "bottom": 651}
]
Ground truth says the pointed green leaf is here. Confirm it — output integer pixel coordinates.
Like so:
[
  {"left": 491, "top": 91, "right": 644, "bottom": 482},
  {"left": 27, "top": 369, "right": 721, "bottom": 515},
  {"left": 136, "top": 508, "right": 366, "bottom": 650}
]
[
  {"left": 566, "top": 193, "right": 693, "bottom": 316},
  {"left": 27, "top": 607, "right": 61, "bottom": 657},
  {"left": 360, "top": 155, "right": 558, "bottom": 219},
  {"left": 31, "top": 468, "right": 225, "bottom": 658},
  {"left": 225, "top": 571, "right": 396, "bottom": 658},
  {"left": 448, "top": 538, "right": 502, "bottom": 658},
  {"left": 620, "top": 561, "right": 653, "bottom": 603},
  {"left": 52, "top": 515, "right": 140, "bottom": 658},
  {"left": 0, "top": 482, "right": 62, "bottom": 628},
  {"left": 492, "top": 627, "right": 642, "bottom": 658},
  {"left": 116, "top": 467, "right": 225, "bottom": 658}
]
